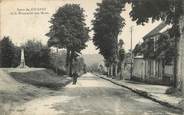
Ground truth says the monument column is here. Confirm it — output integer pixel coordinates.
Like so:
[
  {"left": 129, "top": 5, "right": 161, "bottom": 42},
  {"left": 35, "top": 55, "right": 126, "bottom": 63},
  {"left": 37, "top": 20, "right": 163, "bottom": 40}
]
[{"left": 17, "top": 48, "right": 28, "bottom": 68}]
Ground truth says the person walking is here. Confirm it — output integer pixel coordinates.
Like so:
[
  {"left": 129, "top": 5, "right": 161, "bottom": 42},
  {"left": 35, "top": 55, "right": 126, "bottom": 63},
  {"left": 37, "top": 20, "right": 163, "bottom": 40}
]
[{"left": 72, "top": 71, "right": 79, "bottom": 85}]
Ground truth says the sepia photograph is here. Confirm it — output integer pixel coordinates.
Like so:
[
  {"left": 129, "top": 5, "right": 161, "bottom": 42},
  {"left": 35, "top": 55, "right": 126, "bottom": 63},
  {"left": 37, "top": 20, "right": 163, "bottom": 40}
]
[{"left": 0, "top": 0, "right": 184, "bottom": 114}]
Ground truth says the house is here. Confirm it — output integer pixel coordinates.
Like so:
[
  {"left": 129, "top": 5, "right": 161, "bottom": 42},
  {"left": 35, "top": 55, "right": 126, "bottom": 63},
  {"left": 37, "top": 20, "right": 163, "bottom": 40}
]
[{"left": 132, "top": 22, "right": 174, "bottom": 85}]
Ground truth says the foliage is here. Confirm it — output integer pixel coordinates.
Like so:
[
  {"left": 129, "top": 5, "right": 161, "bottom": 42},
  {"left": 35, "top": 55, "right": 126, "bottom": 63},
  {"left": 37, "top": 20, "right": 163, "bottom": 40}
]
[
  {"left": 22, "top": 40, "right": 50, "bottom": 68},
  {"left": 129, "top": 0, "right": 183, "bottom": 61},
  {"left": 92, "top": 0, "right": 126, "bottom": 61},
  {"left": 142, "top": 38, "right": 155, "bottom": 59},
  {"left": 10, "top": 69, "right": 71, "bottom": 90},
  {"left": 46, "top": 4, "right": 89, "bottom": 75},
  {"left": 129, "top": 0, "right": 183, "bottom": 25},
  {"left": 134, "top": 33, "right": 175, "bottom": 64},
  {"left": 73, "top": 57, "right": 86, "bottom": 73},
  {"left": 87, "top": 63, "right": 99, "bottom": 73},
  {"left": 49, "top": 50, "right": 67, "bottom": 75},
  {"left": 12, "top": 46, "right": 21, "bottom": 67},
  {"left": 118, "top": 39, "right": 124, "bottom": 49},
  {"left": 156, "top": 33, "right": 176, "bottom": 64},
  {"left": 118, "top": 48, "right": 125, "bottom": 77},
  {"left": 0, "top": 36, "right": 20, "bottom": 67},
  {"left": 119, "top": 48, "right": 125, "bottom": 62},
  {"left": 133, "top": 43, "right": 143, "bottom": 56},
  {"left": 47, "top": 4, "right": 89, "bottom": 52}
]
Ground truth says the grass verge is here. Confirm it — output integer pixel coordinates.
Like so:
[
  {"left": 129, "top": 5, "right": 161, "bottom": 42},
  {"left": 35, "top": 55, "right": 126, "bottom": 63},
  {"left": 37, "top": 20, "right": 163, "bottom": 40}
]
[{"left": 10, "top": 69, "right": 72, "bottom": 90}]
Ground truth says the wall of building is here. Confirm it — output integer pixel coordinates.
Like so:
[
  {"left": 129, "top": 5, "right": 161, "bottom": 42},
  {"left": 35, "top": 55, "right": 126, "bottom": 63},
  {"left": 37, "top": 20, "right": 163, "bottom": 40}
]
[
  {"left": 164, "top": 65, "right": 173, "bottom": 77},
  {"left": 144, "top": 59, "right": 164, "bottom": 84},
  {"left": 133, "top": 58, "right": 145, "bottom": 80},
  {"left": 144, "top": 59, "right": 163, "bottom": 78},
  {"left": 133, "top": 58, "right": 173, "bottom": 85}
]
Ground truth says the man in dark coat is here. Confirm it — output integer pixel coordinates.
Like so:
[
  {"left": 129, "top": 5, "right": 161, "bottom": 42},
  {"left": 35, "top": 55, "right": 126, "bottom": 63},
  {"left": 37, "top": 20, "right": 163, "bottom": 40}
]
[{"left": 72, "top": 71, "right": 79, "bottom": 85}]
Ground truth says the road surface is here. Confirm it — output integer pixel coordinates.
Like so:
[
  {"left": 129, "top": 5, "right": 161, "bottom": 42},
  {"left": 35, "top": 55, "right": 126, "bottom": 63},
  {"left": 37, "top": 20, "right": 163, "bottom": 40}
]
[{"left": 10, "top": 73, "right": 182, "bottom": 115}]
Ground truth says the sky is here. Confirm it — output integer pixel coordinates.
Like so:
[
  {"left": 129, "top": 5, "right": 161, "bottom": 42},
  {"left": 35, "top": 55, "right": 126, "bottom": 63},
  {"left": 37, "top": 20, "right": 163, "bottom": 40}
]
[{"left": 0, "top": 0, "right": 161, "bottom": 54}]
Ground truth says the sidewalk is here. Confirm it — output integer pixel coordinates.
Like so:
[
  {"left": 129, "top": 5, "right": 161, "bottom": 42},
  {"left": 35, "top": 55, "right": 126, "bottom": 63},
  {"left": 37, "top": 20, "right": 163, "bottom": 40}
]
[{"left": 98, "top": 74, "right": 184, "bottom": 111}]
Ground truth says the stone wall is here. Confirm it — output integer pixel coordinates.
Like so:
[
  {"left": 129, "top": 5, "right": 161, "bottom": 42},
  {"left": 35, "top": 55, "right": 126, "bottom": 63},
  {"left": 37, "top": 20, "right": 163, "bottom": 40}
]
[
  {"left": 132, "top": 58, "right": 173, "bottom": 85},
  {"left": 133, "top": 58, "right": 145, "bottom": 80}
]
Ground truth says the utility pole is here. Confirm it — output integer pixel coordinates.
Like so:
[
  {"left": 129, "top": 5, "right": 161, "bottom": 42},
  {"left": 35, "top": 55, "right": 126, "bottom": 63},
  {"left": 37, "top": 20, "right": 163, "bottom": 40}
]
[
  {"left": 130, "top": 26, "right": 133, "bottom": 79},
  {"left": 173, "top": 0, "right": 178, "bottom": 88}
]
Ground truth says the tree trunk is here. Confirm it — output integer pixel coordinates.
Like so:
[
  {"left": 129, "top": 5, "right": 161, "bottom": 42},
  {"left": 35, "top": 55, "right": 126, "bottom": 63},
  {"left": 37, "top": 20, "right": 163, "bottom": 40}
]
[
  {"left": 176, "top": 1, "right": 184, "bottom": 94},
  {"left": 107, "top": 67, "right": 109, "bottom": 76},
  {"left": 56, "top": 48, "right": 59, "bottom": 75},
  {"left": 109, "top": 64, "right": 112, "bottom": 76},
  {"left": 114, "top": 63, "right": 118, "bottom": 78},
  {"left": 107, "top": 66, "right": 110, "bottom": 77},
  {"left": 173, "top": 38, "right": 178, "bottom": 88},
  {"left": 178, "top": 9, "right": 184, "bottom": 94},
  {"left": 108, "top": 64, "right": 110, "bottom": 76},
  {"left": 69, "top": 60, "right": 73, "bottom": 76},
  {"left": 130, "top": 59, "right": 133, "bottom": 80},
  {"left": 120, "top": 61, "right": 123, "bottom": 80},
  {"left": 110, "top": 64, "right": 113, "bottom": 77},
  {"left": 162, "top": 59, "right": 165, "bottom": 80},
  {"left": 181, "top": 0, "right": 184, "bottom": 95},
  {"left": 108, "top": 65, "right": 111, "bottom": 76},
  {"left": 66, "top": 49, "right": 71, "bottom": 75},
  {"left": 69, "top": 51, "right": 74, "bottom": 77}
]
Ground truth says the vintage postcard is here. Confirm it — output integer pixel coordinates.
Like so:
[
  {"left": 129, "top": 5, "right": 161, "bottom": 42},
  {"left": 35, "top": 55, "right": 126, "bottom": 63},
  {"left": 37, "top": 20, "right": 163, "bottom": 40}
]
[{"left": 0, "top": 0, "right": 184, "bottom": 114}]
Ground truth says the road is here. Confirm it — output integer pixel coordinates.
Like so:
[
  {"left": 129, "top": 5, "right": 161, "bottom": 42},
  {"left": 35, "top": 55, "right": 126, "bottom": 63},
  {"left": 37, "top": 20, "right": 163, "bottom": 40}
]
[{"left": 10, "top": 73, "right": 182, "bottom": 115}]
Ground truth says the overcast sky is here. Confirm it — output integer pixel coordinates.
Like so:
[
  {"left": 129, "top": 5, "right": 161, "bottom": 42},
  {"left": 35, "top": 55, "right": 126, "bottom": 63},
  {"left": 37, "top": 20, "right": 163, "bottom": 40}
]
[{"left": 0, "top": 0, "right": 161, "bottom": 54}]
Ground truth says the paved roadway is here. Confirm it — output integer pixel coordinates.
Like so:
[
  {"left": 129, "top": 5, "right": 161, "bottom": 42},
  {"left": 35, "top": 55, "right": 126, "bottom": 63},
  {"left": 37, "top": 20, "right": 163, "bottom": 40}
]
[{"left": 11, "top": 73, "right": 182, "bottom": 115}]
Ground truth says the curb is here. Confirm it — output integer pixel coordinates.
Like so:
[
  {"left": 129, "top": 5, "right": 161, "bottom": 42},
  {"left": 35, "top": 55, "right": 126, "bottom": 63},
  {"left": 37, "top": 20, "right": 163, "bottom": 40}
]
[{"left": 98, "top": 75, "right": 183, "bottom": 112}]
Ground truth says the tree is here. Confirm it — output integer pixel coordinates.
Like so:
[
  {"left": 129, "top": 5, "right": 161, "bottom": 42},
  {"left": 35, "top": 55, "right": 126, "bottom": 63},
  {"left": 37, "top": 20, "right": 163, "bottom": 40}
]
[
  {"left": 46, "top": 4, "right": 89, "bottom": 76},
  {"left": 49, "top": 50, "right": 67, "bottom": 75},
  {"left": 118, "top": 39, "right": 124, "bottom": 49},
  {"left": 0, "top": 36, "right": 20, "bottom": 67},
  {"left": 92, "top": 0, "right": 126, "bottom": 77},
  {"left": 133, "top": 43, "right": 143, "bottom": 56},
  {"left": 128, "top": 0, "right": 184, "bottom": 89},
  {"left": 73, "top": 57, "right": 86, "bottom": 73},
  {"left": 88, "top": 63, "right": 99, "bottom": 73},
  {"left": 22, "top": 40, "right": 50, "bottom": 68},
  {"left": 118, "top": 48, "right": 125, "bottom": 79},
  {"left": 12, "top": 46, "right": 21, "bottom": 67}
]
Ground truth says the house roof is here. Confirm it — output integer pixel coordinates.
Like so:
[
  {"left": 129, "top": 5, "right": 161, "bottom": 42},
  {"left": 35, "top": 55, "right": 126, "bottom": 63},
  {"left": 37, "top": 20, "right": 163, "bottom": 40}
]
[
  {"left": 143, "top": 22, "right": 167, "bottom": 39},
  {"left": 134, "top": 55, "right": 144, "bottom": 59}
]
